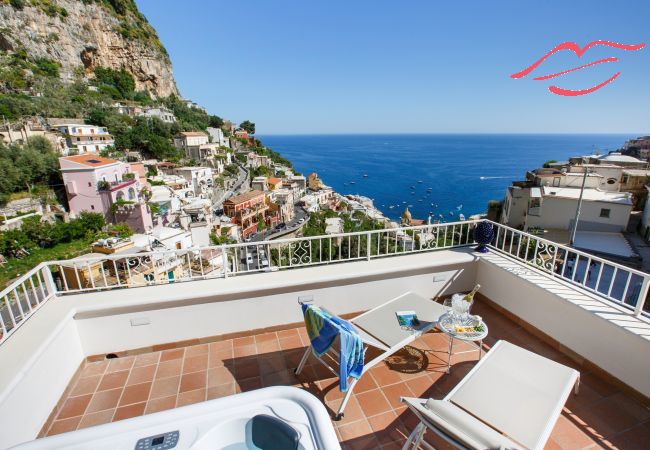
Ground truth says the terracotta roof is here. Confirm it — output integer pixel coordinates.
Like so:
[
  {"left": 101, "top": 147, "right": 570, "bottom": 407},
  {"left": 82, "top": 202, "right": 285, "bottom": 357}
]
[
  {"left": 61, "top": 154, "right": 118, "bottom": 167},
  {"left": 224, "top": 190, "right": 265, "bottom": 205},
  {"left": 268, "top": 177, "right": 282, "bottom": 184}
]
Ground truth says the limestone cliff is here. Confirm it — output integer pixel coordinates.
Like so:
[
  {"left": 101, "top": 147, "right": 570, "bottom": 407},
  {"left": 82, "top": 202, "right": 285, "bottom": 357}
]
[{"left": 0, "top": 0, "right": 178, "bottom": 97}]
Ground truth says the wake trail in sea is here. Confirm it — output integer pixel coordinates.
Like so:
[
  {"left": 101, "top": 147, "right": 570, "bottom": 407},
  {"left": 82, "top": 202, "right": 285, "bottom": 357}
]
[{"left": 479, "top": 176, "right": 513, "bottom": 180}]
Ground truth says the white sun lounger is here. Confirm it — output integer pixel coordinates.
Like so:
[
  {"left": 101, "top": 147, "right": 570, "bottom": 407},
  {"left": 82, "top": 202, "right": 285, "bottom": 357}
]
[
  {"left": 295, "top": 291, "right": 446, "bottom": 420},
  {"left": 401, "top": 340, "right": 580, "bottom": 450}
]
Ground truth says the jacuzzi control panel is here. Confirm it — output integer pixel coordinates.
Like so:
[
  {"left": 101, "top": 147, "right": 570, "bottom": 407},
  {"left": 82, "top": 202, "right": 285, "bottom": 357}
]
[{"left": 134, "top": 430, "right": 179, "bottom": 450}]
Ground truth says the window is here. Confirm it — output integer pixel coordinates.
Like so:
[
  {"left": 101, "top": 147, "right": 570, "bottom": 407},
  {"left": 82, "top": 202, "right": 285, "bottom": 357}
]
[
  {"left": 176, "top": 242, "right": 182, "bottom": 250},
  {"left": 90, "top": 205, "right": 95, "bottom": 210},
  {"left": 600, "top": 208, "right": 611, "bottom": 218},
  {"left": 621, "top": 175, "right": 629, "bottom": 184},
  {"left": 88, "top": 182, "right": 91, "bottom": 187},
  {"left": 552, "top": 177, "right": 561, "bottom": 187}
]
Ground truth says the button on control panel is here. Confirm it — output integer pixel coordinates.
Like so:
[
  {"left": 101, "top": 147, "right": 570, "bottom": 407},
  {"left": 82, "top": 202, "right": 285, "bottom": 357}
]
[{"left": 135, "top": 430, "right": 179, "bottom": 450}]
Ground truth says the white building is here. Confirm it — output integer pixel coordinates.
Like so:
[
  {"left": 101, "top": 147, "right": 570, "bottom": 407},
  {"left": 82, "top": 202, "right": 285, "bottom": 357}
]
[
  {"left": 252, "top": 176, "right": 268, "bottom": 192},
  {"left": 246, "top": 152, "right": 271, "bottom": 169},
  {"left": 173, "top": 132, "right": 210, "bottom": 160},
  {"left": 502, "top": 185, "right": 633, "bottom": 233},
  {"left": 270, "top": 188, "right": 295, "bottom": 223},
  {"left": 166, "top": 166, "right": 214, "bottom": 197},
  {"left": 206, "top": 127, "right": 230, "bottom": 148},
  {"left": 55, "top": 123, "right": 114, "bottom": 154},
  {"left": 138, "top": 106, "right": 177, "bottom": 124}
]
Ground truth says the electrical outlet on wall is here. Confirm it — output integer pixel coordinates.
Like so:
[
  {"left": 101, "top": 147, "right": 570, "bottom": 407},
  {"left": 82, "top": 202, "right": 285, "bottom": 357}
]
[
  {"left": 298, "top": 295, "right": 314, "bottom": 304},
  {"left": 433, "top": 275, "right": 446, "bottom": 282}
]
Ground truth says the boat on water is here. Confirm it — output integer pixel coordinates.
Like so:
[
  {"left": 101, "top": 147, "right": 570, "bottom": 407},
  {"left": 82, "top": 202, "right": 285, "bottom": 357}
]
[
  {"left": 459, "top": 213, "right": 466, "bottom": 221},
  {"left": 426, "top": 188, "right": 432, "bottom": 192},
  {"left": 417, "top": 180, "right": 423, "bottom": 183},
  {"left": 363, "top": 174, "right": 368, "bottom": 178},
  {"left": 418, "top": 199, "right": 423, "bottom": 202},
  {"left": 449, "top": 211, "right": 454, "bottom": 216},
  {"left": 456, "top": 204, "right": 463, "bottom": 210},
  {"left": 410, "top": 186, "right": 415, "bottom": 189},
  {"left": 350, "top": 181, "right": 356, "bottom": 185}
]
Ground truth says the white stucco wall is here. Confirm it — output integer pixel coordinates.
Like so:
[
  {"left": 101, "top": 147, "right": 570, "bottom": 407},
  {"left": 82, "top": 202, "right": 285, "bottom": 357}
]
[{"left": 526, "top": 196, "right": 631, "bottom": 232}]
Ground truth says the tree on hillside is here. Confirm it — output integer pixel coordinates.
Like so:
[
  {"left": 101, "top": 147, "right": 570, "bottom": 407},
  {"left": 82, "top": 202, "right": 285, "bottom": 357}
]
[
  {"left": 239, "top": 120, "right": 255, "bottom": 135},
  {"left": 209, "top": 115, "right": 224, "bottom": 128}
]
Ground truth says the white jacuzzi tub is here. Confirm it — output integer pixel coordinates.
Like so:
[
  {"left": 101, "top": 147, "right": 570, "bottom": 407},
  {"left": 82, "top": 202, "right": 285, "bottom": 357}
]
[{"left": 12, "top": 386, "right": 340, "bottom": 450}]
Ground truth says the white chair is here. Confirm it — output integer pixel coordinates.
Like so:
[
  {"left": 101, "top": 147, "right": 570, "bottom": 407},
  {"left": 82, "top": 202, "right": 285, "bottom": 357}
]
[
  {"left": 295, "top": 292, "right": 446, "bottom": 419},
  {"left": 401, "top": 340, "right": 580, "bottom": 450}
]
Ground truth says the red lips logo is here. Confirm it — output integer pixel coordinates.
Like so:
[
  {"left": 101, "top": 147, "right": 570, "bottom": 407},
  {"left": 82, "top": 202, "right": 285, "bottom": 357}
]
[{"left": 511, "top": 40, "right": 646, "bottom": 96}]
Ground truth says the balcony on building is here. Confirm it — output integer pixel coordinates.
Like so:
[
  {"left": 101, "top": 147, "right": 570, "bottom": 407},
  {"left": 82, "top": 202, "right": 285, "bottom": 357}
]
[{"left": 0, "top": 220, "right": 649, "bottom": 449}]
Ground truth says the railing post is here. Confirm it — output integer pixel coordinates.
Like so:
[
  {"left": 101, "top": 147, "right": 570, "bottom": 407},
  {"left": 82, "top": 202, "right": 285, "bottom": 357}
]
[
  {"left": 221, "top": 245, "right": 228, "bottom": 278},
  {"left": 366, "top": 232, "right": 372, "bottom": 261},
  {"left": 40, "top": 264, "right": 57, "bottom": 297},
  {"left": 634, "top": 276, "right": 649, "bottom": 317}
]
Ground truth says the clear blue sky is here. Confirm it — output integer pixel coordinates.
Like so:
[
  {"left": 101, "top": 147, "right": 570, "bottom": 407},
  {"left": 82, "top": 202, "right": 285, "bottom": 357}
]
[{"left": 136, "top": 0, "right": 649, "bottom": 135}]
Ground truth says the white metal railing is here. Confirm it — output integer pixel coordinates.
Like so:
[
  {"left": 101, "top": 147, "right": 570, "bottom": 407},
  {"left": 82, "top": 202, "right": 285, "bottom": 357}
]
[
  {"left": 0, "top": 220, "right": 648, "bottom": 345},
  {"left": 489, "top": 222, "right": 649, "bottom": 317},
  {"left": 0, "top": 263, "right": 57, "bottom": 344}
]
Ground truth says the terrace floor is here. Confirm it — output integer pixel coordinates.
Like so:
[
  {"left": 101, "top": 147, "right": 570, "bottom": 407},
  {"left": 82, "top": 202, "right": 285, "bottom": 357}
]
[{"left": 42, "top": 300, "right": 650, "bottom": 449}]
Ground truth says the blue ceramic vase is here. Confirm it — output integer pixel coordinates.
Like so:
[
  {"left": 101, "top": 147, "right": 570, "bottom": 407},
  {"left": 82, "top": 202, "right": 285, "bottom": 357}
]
[{"left": 473, "top": 222, "right": 494, "bottom": 253}]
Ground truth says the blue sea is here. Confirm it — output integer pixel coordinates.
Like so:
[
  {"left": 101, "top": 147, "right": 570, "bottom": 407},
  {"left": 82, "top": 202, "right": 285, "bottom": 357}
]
[{"left": 260, "top": 134, "right": 631, "bottom": 222}]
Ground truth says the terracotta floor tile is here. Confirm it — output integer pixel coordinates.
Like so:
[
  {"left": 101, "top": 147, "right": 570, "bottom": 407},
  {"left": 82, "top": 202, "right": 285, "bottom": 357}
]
[
  {"left": 155, "top": 359, "right": 182, "bottom": 379},
  {"left": 234, "top": 344, "right": 257, "bottom": 357},
  {"left": 119, "top": 382, "right": 152, "bottom": 406},
  {"left": 382, "top": 382, "right": 414, "bottom": 410},
  {"left": 209, "top": 349, "right": 234, "bottom": 368},
  {"left": 354, "top": 373, "right": 379, "bottom": 393},
  {"left": 160, "top": 348, "right": 185, "bottom": 362},
  {"left": 370, "top": 363, "right": 402, "bottom": 387},
  {"left": 98, "top": 370, "right": 129, "bottom": 391},
  {"left": 234, "top": 358, "right": 260, "bottom": 379},
  {"left": 404, "top": 374, "right": 435, "bottom": 398},
  {"left": 236, "top": 376, "right": 262, "bottom": 393},
  {"left": 133, "top": 352, "right": 160, "bottom": 367},
  {"left": 185, "top": 343, "right": 209, "bottom": 357},
  {"left": 337, "top": 418, "right": 373, "bottom": 442},
  {"left": 150, "top": 376, "right": 180, "bottom": 399},
  {"left": 208, "top": 366, "right": 236, "bottom": 387},
  {"left": 70, "top": 375, "right": 101, "bottom": 397},
  {"left": 127, "top": 365, "right": 156, "bottom": 386},
  {"left": 356, "top": 389, "right": 393, "bottom": 417},
  {"left": 284, "top": 349, "right": 309, "bottom": 368},
  {"left": 367, "top": 410, "right": 406, "bottom": 445},
  {"left": 207, "top": 382, "right": 236, "bottom": 400},
  {"left": 86, "top": 388, "right": 122, "bottom": 414},
  {"left": 254, "top": 332, "right": 278, "bottom": 343},
  {"left": 177, "top": 388, "right": 206, "bottom": 407},
  {"left": 233, "top": 336, "right": 254, "bottom": 347},
  {"left": 258, "top": 355, "right": 286, "bottom": 374},
  {"left": 605, "top": 421, "right": 650, "bottom": 449},
  {"left": 256, "top": 339, "right": 281, "bottom": 354},
  {"left": 262, "top": 369, "right": 295, "bottom": 387},
  {"left": 277, "top": 328, "right": 299, "bottom": 339},
  {"left": 209, "top": 340, "right": 233, "bottom": 352},
  {"left": 183, "top": 354, "right": 209, "bottom": 374},
  {"left": 318, "top": 378, "right": 345, "bottom": 402},
  {"left": 145, "top": 395, "right": 177, "bottom": 414},
  {"left": 326, "top": 396, "right": 364, "bottom": 425},
  {"left": 57, "top": 394, "right": 92, "bottom": 419},
  {"left": 279, "top": 335, "right": 303, "bottom": 350},
  {"left": 78, "top": 409, "right": 115, "bottom": 429},
  {"left": 180, "top": 371, "right": 207, "bottom": 393},
  {"left": 48, "top": 416, "right": 82, "bottom": 436},
  {"left": 80, "top": 361, "right": 109, "bottom": 378},
  {"left": 114, "top": 402, "right": 146, "bottom": 421},
  {"left": 106, "top": 356, "right": 135, "bottom": 373},
  {"left": 549, "top": 414, "right": 598, "bottom": 449}
]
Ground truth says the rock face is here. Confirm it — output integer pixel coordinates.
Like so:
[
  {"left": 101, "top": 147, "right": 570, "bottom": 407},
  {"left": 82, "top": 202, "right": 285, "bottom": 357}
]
[{"left": 0, "top": 0, "right": 178, "bottom": 98}]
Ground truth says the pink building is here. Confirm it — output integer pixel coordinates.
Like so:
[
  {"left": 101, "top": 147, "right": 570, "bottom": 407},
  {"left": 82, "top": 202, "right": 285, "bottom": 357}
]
[{"left": 59, "top": 155, "right": 153, "bottom": 233}]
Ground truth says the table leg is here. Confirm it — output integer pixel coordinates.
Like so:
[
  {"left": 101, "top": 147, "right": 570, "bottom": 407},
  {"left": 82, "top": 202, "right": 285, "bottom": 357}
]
[
  {"left": 447, "top": 336, "right": 454, "bottom": 374},
  {"left": 478, "top": 339, "right": 483, "bottom": 359}
]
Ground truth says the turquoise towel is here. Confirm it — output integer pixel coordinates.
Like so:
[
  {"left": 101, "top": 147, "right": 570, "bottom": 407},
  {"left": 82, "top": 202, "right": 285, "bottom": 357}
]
[{"left": 302, "top": 304, "right": 364, "bottom": 392}]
